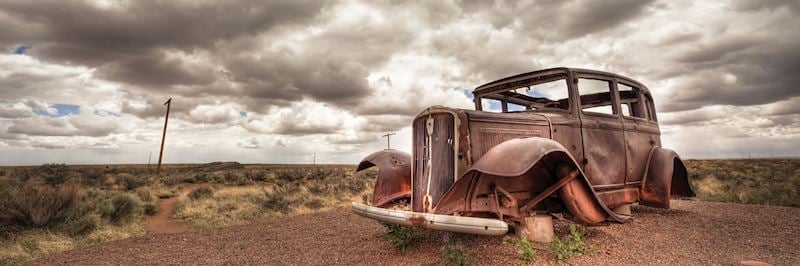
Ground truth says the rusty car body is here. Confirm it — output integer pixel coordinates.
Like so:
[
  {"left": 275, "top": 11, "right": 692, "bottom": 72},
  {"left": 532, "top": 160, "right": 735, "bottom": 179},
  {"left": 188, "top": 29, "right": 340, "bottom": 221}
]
[{"left": 352, "top": 67, "right": 695, "bottom": 236}]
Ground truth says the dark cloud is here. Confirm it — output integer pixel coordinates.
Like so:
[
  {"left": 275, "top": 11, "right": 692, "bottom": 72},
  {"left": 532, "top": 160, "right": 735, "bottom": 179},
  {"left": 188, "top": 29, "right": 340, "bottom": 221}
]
[
  {"left": 270, "top": 122, "right": 342, "bottom": 136},
  {"left": 662, "top": 38, "right": 800, "bottom": 112},
  {"left": 0, "top": 0, "right": 328, "bottom": 63},
  {"left": 120, "top": 94, "right": 197, "bottom": 119},
  {"left": 557, "top": 0, "right": 656, "bottom": 39},
  {"left": 731, "top": 0, "right": 800, "bottom": 13},
  {"left": 1, "top": 0, "right": 800, "bottom": 162},
  {"left": 98, "top": 51, "right": 216, "bottom": 88},
  {"left": 0, "top": 0, "right": 335, "bottom": 104},
  {"left": 221, "top": 52, "right": 373, "bottom": 108}
]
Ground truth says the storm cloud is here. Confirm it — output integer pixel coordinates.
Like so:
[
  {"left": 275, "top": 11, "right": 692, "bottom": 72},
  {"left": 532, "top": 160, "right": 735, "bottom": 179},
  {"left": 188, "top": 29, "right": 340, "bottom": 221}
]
[{"left": 0, "top": 0, "right": 798, "bottom": 164}]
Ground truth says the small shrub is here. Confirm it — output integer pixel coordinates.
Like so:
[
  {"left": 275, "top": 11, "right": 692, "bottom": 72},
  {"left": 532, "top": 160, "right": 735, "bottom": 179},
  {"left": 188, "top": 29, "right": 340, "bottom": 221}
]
[
  {"left": 442, "top": 237, "right": 471, "bottom": 266},
  {"left": 60, "top": 212, "right": 101, "bottom": 237},
  {"left": 116, "top": 174, "right": 148, "bottom": 190},
  {"left": 383, "top": 223, "right": 421, "bottom": 252},
  {"left": 308, "top": 168, "right": 330, "bottom": 180},
  {"left": 261, "top": 191, "right": 292, "bottom": 214},
  {"left": 275, "top": 168, "right": 304, "bottom": 182},
  {"left": 143, "top": 202, "right": 158, "bottom": 216},
  {"left": 38, "top": 163, "right": 70, "bottom": 186},
  {"left": 224, "top": 172, "right": 253, "bottom": 186},
  {"left": 0, "top": 180, "right": 81, "bottom": 230},
  {"left": 303, "top": 198, "right": 325, "bottom": 210},
  {"left": 307, "top": 183, "right": 328, "bottom": 195},
  {"left": 79, "top": 168, "right": 105, "bottom": 186},
  {"left": 245, "top": 170, "right": 269, "bottom": 182},
  {"left": 518, "top": 238, "right": 537, "bottom": 263},
  {"left": 162, "top": 175, "right": 195, "bottom": 186},
  {"left": 188, "top": 186, "right": 215, "bottom": 200},
  {"left": 340, "top": 178, "right": 367, "bottom": 194},
  {"left": 548, "top": 224, "right": 595, "bottom": 262},
  {"left": 193, "top": 173, "right": 211, "bottom": 183},
  {"left": 107, "top": 194, "right": 139, "bottom": 224},
  {"left": 134, "top": 187, "right": 156, "bottom": 203},
  {"left": 98, "top": 200, "right": 115, "bottom": 218}
]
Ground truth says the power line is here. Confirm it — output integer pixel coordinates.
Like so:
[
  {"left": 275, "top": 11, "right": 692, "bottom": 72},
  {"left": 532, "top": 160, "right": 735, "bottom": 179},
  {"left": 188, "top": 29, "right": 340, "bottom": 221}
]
[
  {"left": 157, "top": 98, "right": 172, "bottom": 174},
  {"left": 382, "top": 132, "right": 396, "bottom": 149}
]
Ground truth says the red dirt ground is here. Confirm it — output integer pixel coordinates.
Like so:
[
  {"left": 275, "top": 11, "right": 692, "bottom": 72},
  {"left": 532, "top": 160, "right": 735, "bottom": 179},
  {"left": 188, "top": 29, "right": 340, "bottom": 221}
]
[
  {"left": 32, "top": 200, "right": 800, "bottom": 265},
  {"left": 143, "top": 197, "right": 189, "bottom": 234}
]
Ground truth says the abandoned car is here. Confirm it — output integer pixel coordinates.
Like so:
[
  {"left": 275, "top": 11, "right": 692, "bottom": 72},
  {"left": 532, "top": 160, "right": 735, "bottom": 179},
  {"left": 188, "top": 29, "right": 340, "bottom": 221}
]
[{"left": 352, "top": 67, "right": 694, "bottom": 239}]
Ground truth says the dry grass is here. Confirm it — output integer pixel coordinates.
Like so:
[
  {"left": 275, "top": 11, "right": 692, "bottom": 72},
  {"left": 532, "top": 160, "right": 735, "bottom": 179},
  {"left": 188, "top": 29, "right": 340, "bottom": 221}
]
[
  {"left": 173, "top": 166, "right": 375, "bottom": 228},
  {"left": 685, "top": 159, "right": 800, "bottom": 207},
  {"left": 0, "top": 223, "right": 145, "bottom": 265}
]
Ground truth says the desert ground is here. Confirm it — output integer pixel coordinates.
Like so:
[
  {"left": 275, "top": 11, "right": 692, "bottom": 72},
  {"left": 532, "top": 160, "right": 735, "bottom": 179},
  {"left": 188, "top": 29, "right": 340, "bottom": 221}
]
[{"left": 2, "top": 159, "right": 799, "bottom": 265}]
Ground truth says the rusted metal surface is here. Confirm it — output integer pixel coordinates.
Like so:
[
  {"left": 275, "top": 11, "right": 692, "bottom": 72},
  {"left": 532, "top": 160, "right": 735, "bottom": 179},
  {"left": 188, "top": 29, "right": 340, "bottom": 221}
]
[
  {"left": 356, "top": 149, "right": 412, "bottom": 208},
  {"left": 640, "top": 147, "right": 695, "bottom": 208},
  {"left": 411, "top": 112, "right": 458, "bottom": 212},
  {"left": 354, "top": 67, "right": 694, "bottom": 234}
]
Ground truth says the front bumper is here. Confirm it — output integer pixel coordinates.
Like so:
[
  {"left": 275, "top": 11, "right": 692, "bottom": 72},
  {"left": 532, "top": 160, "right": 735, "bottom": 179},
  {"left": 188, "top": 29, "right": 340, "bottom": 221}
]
[{"left": 351, "top": 202, "right": 509, "bottom": 236}]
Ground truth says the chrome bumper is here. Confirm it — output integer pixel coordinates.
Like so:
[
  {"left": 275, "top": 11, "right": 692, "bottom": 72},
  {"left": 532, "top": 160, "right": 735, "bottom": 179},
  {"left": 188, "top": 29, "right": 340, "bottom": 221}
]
[{"left": 351, "top": 202, "right": 509, "bottom": 236}]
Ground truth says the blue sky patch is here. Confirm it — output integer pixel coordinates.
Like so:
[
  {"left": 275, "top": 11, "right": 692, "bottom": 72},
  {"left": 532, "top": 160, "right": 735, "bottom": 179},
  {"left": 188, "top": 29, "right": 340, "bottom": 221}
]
[
  {"left": 457, "top": 87, "right": 474, "bottom": 100},
  {"left": 13, "top": 45, "right": 30, "bottom": 55},
  {"left": 34, "top": 103, "right": 80, "bottom": 117},
  {"left": 239, "top": 111, "right": 247, "bottom": 118}
]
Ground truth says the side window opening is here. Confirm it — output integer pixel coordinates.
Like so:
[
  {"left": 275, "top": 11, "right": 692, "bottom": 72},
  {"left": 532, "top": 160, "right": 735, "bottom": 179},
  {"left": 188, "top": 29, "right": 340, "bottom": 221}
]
[
  {"left": 507, "top": 102, "right": 526, "bottom": 111},
  {"left": 578, "top": 78, "right": 614, "bottom": 115},
  {"left": 481, "top": 98, "right": 503, "bottom": 113},
  {"left": 620, "top": 103, "right": 631, "bottom": 117},
  {"left": 618, "top": 83, "right": 646, "bottom": 119}
]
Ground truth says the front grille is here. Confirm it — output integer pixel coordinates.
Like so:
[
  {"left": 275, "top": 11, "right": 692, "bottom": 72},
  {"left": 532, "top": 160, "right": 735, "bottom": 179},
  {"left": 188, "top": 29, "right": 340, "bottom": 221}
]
[{"left": 412, "top": 113, "right": 455, "bottom": 212}]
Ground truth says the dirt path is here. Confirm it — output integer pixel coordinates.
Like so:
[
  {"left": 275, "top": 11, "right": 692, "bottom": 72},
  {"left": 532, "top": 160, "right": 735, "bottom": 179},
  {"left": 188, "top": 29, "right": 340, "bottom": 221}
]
[
  {"left": 33, "top": 200, "right": 800, "bottom": 265},
  {"left": 144, "top": 197, "right": 189, "bottom": 234},
  {"left": 143, "top": 185, "right": 195, "bottom": 234}
]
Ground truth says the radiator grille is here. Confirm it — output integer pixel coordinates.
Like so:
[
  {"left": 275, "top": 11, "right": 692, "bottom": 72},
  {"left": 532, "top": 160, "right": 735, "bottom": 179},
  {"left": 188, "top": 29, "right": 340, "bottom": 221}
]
[{"left": 412, "top": 113, "right": 455, "bottom": 212}]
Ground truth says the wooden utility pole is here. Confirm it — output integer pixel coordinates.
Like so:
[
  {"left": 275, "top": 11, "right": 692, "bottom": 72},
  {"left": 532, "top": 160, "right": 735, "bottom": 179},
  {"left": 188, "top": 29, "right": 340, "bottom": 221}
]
[
  {"left": 157, "top": 98, "right": 172, "bottom": 174},
  {"left": 382, "top": 132, "right": 396, "bottom": 149}
]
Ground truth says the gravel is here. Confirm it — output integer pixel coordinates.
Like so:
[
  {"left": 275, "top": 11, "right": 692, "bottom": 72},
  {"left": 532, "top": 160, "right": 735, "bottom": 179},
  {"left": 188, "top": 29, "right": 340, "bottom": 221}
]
[{"left": 32, "top": 199, "right": 799, "bottom": 265}]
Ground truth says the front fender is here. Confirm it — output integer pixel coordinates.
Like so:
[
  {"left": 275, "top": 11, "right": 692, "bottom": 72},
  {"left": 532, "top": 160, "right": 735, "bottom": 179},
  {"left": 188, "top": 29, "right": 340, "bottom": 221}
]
[
  {"left": 640, "top": 147, "right": 695, "bottom": 208},
  {"left": 357, "top": 149, "right": 412, "bottom": 208},
  {"left": 435, "top": 137, "right": 630, "bottom": 224}
]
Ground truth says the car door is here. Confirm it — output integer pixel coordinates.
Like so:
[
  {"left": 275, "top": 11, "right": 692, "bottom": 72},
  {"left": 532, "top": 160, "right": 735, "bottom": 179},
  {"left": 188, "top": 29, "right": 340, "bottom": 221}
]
[
  {"left": 617, "top": 81, "right": 658, "bottom": 185},
  {"left": 576, "top": 74, "right": 626, "bottom": 187}
]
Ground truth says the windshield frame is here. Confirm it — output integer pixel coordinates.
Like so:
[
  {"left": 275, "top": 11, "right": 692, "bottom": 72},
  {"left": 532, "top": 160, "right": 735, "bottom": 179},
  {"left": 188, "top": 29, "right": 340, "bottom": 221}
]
[{"left": 472, "top": 71, "right": 572, "bottom": 114}]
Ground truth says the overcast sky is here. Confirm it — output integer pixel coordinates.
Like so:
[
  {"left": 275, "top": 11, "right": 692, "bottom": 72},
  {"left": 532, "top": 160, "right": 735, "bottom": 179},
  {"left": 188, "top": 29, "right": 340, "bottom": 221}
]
[{"left": 1, "top": 0, "right": 798, "bottom": 165}]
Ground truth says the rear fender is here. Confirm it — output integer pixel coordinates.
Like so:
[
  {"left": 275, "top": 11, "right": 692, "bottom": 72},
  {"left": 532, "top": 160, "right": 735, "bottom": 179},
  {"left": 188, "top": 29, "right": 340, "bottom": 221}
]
[
  {"left": 640, "top": 147, "right": 695, "bottom": 208},
  {"left": 434, "top": 137, "right": 630, "bottom": 225},
  {"left": 357, "top": 149, "right": 412, "bottom": 208}
]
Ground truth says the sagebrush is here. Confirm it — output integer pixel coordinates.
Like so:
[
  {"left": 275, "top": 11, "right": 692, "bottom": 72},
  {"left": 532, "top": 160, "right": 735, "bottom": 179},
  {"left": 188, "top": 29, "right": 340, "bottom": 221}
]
[
  {"left": 442, "top": 237, "right": 471, "bottom": 266},
  {"left": 548, "top": 224, "right": 595, "bottom": 262},
  {"left": 383, "top": 223, "right": 421, "bottom": 252}
]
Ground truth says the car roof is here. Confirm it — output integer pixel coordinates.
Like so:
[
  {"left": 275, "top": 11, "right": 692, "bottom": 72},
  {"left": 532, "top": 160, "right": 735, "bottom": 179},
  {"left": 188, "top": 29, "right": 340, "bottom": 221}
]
[{"left": 473, "top": 67, "right": 651, "bottom": 95}]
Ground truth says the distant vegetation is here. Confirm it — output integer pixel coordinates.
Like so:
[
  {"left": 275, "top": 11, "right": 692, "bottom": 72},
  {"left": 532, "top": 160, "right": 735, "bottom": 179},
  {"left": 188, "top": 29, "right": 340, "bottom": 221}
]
[
  {"left": 685, "top": 159, "right": 800, "bottom": 207},
  {"left": 173, "top": 165, "right": 375, "bottom": 228},
  {"left": 0, "top": 163, "right": 375, "bottom": 264},
  {"left": 0, "top": 159, "right": 797, "bottom": 264}
]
